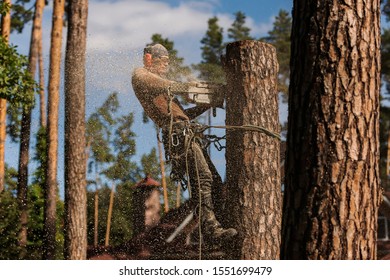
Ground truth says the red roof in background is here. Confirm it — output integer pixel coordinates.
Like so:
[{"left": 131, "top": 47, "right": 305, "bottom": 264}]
[{"left": 134, "top": 176, "right": 160, "bottom": 188}]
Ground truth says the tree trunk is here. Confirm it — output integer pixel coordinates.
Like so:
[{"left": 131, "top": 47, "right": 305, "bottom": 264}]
[
  {"left": 44, "top": 0, "right": 65, "bottom": 260},
  {"left": 157, "top": 134, "right": 169, "bottom": 212},
  {"left": 387, "top": 131, "right": 390, "bottom": 177},
  {"left": 105, "top": 184, "right": 115, "bottom": 247},
  {"left": 225, "top": 40, "right": 281, "bottom": 259},
  {"left": 64, "top": 0, "right": 88, "bottom": 260},
  {"left": 38, "top": 32, "right": 46, "bottom": 128},
  {"left": 281, "top": 0, "right": 381, "bottom": 260},
  {"left": 17, "top": 0, "right": 45, "bottom": 259},
  {"left": 94, "top": 188, "right": 99, "bottom": 247},
  {"left": 0, "top": 0, "right": 12, "bottom": 193}
]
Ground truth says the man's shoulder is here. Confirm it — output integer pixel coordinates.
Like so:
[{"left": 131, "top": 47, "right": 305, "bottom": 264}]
[
  {"left": 132, "top": 67, "right": 150, "bottom": 86},
  {"left": 132, "top": 67, "right": 148, "bottom": 76}
]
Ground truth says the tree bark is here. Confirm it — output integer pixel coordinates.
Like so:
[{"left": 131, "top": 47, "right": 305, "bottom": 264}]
[
  {"left": 0, "top": 0, "right": 12, "bottom": 193},
  {"left": 38, "top": 31, "right": 46, "bottom": 128},
  {"left": 157, "top": 135, "right": 169, "bottom": 212},
  {"left": 94, "top": 188, "right": 99, "bottom": 247},
  {"left": 64, "top": 0, "right": 88, "bottom": 260},
  {"left": 281, "top": 0, "right": 381, "bottom": 260},
  {"left": 17, "top": 0, "right": 45, "bottom": 259},
  {"left": 44, "top": 0, "right": 65, "bottom": 260},
  {"left": 225, "top": 40, "right": 281, "bottom": 259},
  {"left": 105, "top": 184, "right": 115, "bottom": 247}
]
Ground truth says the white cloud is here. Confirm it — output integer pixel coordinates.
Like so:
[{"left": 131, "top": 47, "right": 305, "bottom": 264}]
[
  {"left": 86, "top": 0, "right": 275, "bottom": 58},
  {"left": 87, "top": 0, "right": 215, "bottom": 52}
]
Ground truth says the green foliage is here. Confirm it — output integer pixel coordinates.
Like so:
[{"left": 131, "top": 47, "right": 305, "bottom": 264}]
[
  {"left": 26, "top": 184, "right": 44, "bottom": 259},
  {"left": 0, "top": 36, "right": 37, "bottom": 111},
  {"left": 193, "top": 16, "right": 225, "bottom": 84},
  {"left": 26, "top": 126, "right": 64, "bottom": 259},
  {"left": 0, "top": 165, "right": 62, "bottom": 259},
  {"left": 32, "top": 126, "right": 47, "bottom": 185},
  {"left": 0, "top": 1, "right": 11, "bottom": 15},
  {"left": 86, "top": 92, "right": 118, "bottom": 165},
  {"left": 110, "top": 182, "right": 134, "bottom": 244},
  {"left": 23, "top": 183, "right": 64, "bottom": 259},
  {"left": 87, "top": 183, "right": 134, "bottom": 247},
  {"left": 87, "top": 92, "right": 140, "bottom": 184},
  {"left": 6, "top": 102, "right": 22, "bottom": 142},
  {"left": 200, "top": 17, "right": 224, "bottom": 65},
  {"left": 227, "top": 11, "right": 254, "bottom": 41},
  {"left": 102, "top": 113, "right": 139, "bottom": 183},
  {"left": 140, "top": 147, "right": 160, "bottom": 179},
  {"left": 261, "top": 9, "right": 292, "bottom": 99},
  {"left": 0, "top": 166, "right": 20, "bottom": 259},
  {"left": 11, "top": 0, "right": 34, "bottom": 34}
]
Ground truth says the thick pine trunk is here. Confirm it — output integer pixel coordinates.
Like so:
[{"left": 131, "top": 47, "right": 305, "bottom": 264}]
[
  {"left": 44, "top": 0, "right": 65, "bottom": 260},
  {"left": 17, "top": 0, "right": 45, "bottom": 259},
  {"left": 64, "top": 0, "right": 88, "bottom": 260},
  {"left": 281, "top": 0, "right": 381, "bottom": 260},
  {"left": 225, "top": 40, "right": 281, "bottom": 259},
  {"left": 0, "top": 0, "right": 12, "bottom": 193}
]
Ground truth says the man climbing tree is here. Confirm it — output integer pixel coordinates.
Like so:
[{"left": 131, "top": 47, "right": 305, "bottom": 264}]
[{"left": 131, "top": 43, "right": 237, "bottom": 244}]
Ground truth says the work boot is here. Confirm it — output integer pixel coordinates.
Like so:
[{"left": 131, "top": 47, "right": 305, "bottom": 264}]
[{"left": 200, "top": 197, "right": 237, "bottom": 242}]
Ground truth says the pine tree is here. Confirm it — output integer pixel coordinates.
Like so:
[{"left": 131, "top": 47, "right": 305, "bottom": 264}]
[
  {"left": 17, "top": 0, "right": 45, "bottom": 259},
  {"left": 201, "top": 17, "right": 224, "bottom": 65},
  {"left": 0, "top": 165, "right": 20, "bottom": 259},
  {"left": 194, "top": 16, "right": 225, "bottom": 83},
  {"left": 86, "top": 93, "right": 140, "bottom": 247},
  {"left": 102, "top": 113, "right": 139, "bottom": 183},
  {"left": 86, "top": 92, "right": 119, "bottom": 247},
  {"left": 44, "top": 0, "right": 65, "bottom": 260},
  {"left": 140, "top": 147, "right": 160, "bottom": 179},
  {"left": 227, "top": 11, "right": 253, "bottom": 41},
  {"left": 10, "top": 0, "right": 34, "bottom": 34},
  {"left": 64, "top": 0, "right": 88, "bottom": 260},
  {"left": 261, "top": 9, "right": 292, "bottom": 99}
]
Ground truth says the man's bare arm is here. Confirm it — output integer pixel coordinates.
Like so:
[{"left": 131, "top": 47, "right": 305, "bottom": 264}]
[{"left": 184, "top": 105, "right": 211, "bottom": 120}]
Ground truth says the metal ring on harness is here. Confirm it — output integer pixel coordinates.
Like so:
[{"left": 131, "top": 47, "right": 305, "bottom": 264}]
[
  {"left": 213, "top": 140, "right": 225, "bottom": 151},
  {"left": 171, "top": 133, "right": 180, "bottom": 147}
]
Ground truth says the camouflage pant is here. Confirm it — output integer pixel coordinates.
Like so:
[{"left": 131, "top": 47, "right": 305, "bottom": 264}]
[{"left": 162, "top": 123, "right": 222, "bottom": 201}]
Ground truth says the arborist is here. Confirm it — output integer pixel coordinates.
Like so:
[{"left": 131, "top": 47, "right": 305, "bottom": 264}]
[{"left": 131, "top": 43, "right": 237, "bottom": 242}]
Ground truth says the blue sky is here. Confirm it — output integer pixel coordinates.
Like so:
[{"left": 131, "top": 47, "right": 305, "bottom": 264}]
[{"left": 6, "top": 0, "right": 293, "bottom": 196}]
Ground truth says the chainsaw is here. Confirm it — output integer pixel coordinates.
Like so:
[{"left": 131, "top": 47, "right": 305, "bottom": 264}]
[{"left": 169, "top": 82, "right": 226, "bottom": 117}]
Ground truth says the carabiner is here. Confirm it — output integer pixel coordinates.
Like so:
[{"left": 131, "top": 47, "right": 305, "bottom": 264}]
[
  {"left": 214, "top": 140, "right": 225, "bottom": 151},
  {"left": 171, "top": 133, "right": 180, "bottom": 147}
]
